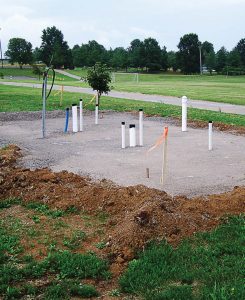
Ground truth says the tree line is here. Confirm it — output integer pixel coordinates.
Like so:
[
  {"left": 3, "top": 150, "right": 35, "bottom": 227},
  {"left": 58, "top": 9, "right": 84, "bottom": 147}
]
[{"left": 5, "top": 26, "right": 245, "bottom": 75}]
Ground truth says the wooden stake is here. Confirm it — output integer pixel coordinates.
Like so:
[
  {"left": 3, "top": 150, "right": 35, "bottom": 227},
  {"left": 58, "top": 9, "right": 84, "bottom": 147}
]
[{"left": 146, "top": 168, "right": 150, "bottom": 178}]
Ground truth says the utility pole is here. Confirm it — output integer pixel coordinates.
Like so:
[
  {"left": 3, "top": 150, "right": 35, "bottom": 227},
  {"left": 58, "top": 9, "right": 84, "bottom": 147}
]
[{"left": 198, "top": 41, "right": 202, "bottom": 75}]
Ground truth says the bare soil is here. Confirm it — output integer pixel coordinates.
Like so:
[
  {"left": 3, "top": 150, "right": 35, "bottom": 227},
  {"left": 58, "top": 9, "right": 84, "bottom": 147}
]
[{"left": 1, "top": 145, "right": 244, "bottom": 273}]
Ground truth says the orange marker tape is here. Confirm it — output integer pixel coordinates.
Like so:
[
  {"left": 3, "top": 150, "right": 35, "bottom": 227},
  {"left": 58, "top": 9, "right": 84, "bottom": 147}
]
[{"left": 148, "top": 126, "right": 169, "bottom": 153}]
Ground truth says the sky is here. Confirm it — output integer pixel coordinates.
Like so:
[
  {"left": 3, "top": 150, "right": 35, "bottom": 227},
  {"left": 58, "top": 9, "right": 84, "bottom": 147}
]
[{"left": 0, "top": 0, "right": 245, "bottom": 54}]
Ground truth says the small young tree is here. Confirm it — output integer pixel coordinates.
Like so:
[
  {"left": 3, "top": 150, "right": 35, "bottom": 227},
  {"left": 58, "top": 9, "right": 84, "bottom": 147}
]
[{"left": 86, "top": 63, "right": 111, "bottom": 106}]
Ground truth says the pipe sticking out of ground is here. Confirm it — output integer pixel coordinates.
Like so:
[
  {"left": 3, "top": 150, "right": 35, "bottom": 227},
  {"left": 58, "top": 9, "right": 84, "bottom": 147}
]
[
  {"left": 121, "top": 122, "right": 126, "bottom": 149},
  {"left": 72, "top": 104, "right": 78, "bottom": 133},
  {"left": 64, "top": 108, "right": 69, "bottom": 133},
  {"left": 182, "top": 96, "right": 188, "bottom": 132},
  {"left": 95, "top": 104, "right": 99, "bottom": 125},
  {"left": 209, "top": 121, "right": 213, "bottom": 150},
  {"left": 139, "top": 109, "right": 143, "bottom": 146},
  {"left": 129, "top": 124, "right": 136, "bottom": 147},
  {"left": 79, "top": 99, "right": 83, "bottom": 132}
]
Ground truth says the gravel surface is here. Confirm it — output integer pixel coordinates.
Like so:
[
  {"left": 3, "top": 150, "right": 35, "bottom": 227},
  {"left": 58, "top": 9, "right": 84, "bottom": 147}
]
[{"left": 0, "top": 110, "right": 244, "bottom": 197}]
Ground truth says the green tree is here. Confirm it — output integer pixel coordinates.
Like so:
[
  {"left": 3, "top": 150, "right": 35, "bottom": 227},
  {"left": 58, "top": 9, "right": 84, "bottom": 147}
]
[
  {"left": 177, "top": 33, "right": 200, "bottom": 74},
  {"left": 5, "top": 38, "right": 33, "bottom": 68},
  {"left": 235, "top": 38, "right": 245, "bottom": 67},
  {"left": 201, "top": 41, "right": 214, "bottom": 65},
  {"left": 40, "top": 26, "right": 73, "bottom": 68},
  {"left": 86, "top": 63, "right": 111, "bottom": 106},
  {"left": 143, "top": 38, "right": 162, "bottom": 71},
  {"left": 167, "top": 51, "right": 178, "bottom": 72},
  {"left": 215, "top": 47, "right": 228, "bottom": 72},
  {"left": 161, "top": 46, "right": 168, "bottom": 71},
  {"left": 205, "top": 52, "right": 216, "bottom": 74},
  {"left": 228, "top": 49, "right": 242, "bottom": 68},
  {"left": 128, "top": 39, "right": 145, "bottom": 69},
  {"left": 111, "top": 47, "right": 128, "bottom": 71}
]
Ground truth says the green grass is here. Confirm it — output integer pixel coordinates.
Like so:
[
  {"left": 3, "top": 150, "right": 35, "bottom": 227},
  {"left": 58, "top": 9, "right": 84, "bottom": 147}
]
[
  {"left": 0, "top": 212, "right": 108, "bottom": 299},
  {"left": 0, "top": 84, "right": 245, "bottom": 127},
  {"left": 2, "top": 67, "right": 245, "bottom": 105},
  {"left": 64, "top": 70, "right": 245, "bottom": 106},
  {"left": 0, "top": 67, "right": 76, "bottom": 83},
  {"left": 119, "top": 215, "right": 245, "bottom": 300}
]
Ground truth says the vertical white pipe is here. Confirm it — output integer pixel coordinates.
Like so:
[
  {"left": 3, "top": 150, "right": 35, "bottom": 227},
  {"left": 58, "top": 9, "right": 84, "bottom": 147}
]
[
  {"left": 139, "top": 109, "right": 143, "bottom": 146},
  {"left": 72, "top": 104, "right": 78, "bottom": 133},
  {"left": 209, "top": 121, "right": 213, "bottom": 151},
  {"left": 182, "top": 96, "right": 188, "bottom": 132},
  {"left": 129, "top": 124, "right": 136, "bottom": 147},
  {"left": 121, "top": 122, "right": 126, "bottom": 149},
  {"left": 79, "top": 99, "right": 83, "bottom": 131},
  {"left": 95, "top": 104, "right": 99, "bottom": 125}
]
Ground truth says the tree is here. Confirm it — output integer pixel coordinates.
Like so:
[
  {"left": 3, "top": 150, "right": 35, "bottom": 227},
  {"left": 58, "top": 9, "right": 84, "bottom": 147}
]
[
  {"left": 110, "top": 47, "right": 128, "bottom": 71},
  {"left": 205, "top": 52, "right": 216, "bottom": 74},
  {"left": 161, "top": 46, "right": 168, "bottom": 71},
  {"left": 143, "top": 38, "right": 162, "bottom": 71},
  {"left": 235, "top": 38, "right": 245, "bottom": 67},
  {"left": 40, "top": 26, "right": 73, "bottom": 68},
  {"left": 167, "top": 51, "right": 178, "bottom": 72},
  {"left": 5, "top": 38, "right": 33, "bottom": 68},
  {"left": 128, "top": 39, "right": 145, "bottom": 69},
  {"left": 201, "top": 41, "right": 214, "bottom": 65},
  {"left": 215, "top": 47, "right": 228, "bottom": 72},
  {"left": 177, "top": 33, "right": 200, "bottom": 74},
  {"left": 86, "top": 63, "right": 111, "bottom": 106},
  {"left": 228, "top": 49, "right": 242, "bottom": 68}
]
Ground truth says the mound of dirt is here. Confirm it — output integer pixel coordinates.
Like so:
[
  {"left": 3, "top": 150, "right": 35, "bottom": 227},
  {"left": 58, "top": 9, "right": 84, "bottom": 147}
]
[{"left": 1, "top": 145, "right": 244, "bottom": 266}]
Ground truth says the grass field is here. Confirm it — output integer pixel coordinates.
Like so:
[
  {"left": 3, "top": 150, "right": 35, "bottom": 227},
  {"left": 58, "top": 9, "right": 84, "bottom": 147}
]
[
  {"left": 1, "top": 85, "right": 245, "bottom": 127},
  {"left": 66, "top": 68, "right": 245, "bottom": 106},
  {"left": 1, "top": 67, "right": 245, "bottom": 105},
  {"left": 0, "top": 196, "right": 243, "bottom": 299}
]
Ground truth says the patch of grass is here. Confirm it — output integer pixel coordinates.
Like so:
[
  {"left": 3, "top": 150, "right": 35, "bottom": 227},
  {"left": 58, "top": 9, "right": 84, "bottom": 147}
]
[
  {"left": 0, "top": 85, "right": 244, "bottom": 127},
  {"left": 95, "top": 241, "right": 107, "bottom": 250},
  {"left": 63, "top": 230, "right": 87, "bottom": 250},
  {"left": 119, "top": 215, "right": 244, "bottom": 300},
  {"left": 0, "top": 198, "right": 21, "bottom": 209},
  {"left": 25, "top": 202, "right": 65, "bottom": 218}
]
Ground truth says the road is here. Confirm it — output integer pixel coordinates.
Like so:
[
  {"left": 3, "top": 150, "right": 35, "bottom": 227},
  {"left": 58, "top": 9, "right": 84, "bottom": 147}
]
[{"left": 1, "top": 81, "right": 245, "bottom": 115}]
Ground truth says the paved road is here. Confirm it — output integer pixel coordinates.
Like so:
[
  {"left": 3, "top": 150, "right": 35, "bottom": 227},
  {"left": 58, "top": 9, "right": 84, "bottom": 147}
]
[
  {"left": 1, "top": 81, "right": 245, "bottom": 115},
  {"left": 55, "top": 69, "right": 82, "bottom": 80}
]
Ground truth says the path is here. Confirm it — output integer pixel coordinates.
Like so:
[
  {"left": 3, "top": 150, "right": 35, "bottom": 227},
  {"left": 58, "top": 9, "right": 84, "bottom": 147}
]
[
  {"left": 55, "top": 69, "right": 82, "bottom": 80},
  {"left": 1, "top": 81, "right": 245, "bottom": 115}
]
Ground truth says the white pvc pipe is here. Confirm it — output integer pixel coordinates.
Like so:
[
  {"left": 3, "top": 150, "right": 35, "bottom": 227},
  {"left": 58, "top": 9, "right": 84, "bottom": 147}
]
[
  {"left": 72, "top": 104, "right": 78, "bottom": 133},
  {"left": 95, "top": 104, "right": 99, "bottom": 125},
  {"left": 129, "top": 124, "right": 136, "bottom": 147},
  {"left": 209, "top": 121, "right": 213, "bottom": 151},
  {"left": 139, "top": 109, "right": 143, "bottom": 146},
  {"left": 182, "top": 96, "right": 188, "bottom": 132},
  {"left": 121, "top": 122, "right": 126, "bottom": 149},
  {"left": 79, "top": 99, "right": 83, "bottom": 131}
]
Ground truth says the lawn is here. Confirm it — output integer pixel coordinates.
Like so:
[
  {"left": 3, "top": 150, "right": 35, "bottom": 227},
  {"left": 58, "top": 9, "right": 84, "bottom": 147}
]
[
  {"left": 2, "top": 68, "right": 245, "bottom": 105},
  {"left": 0, "top": 85, "right": 245, "bottom": 127},
  {"left": 66, "top": 69, "right": 245, "bottom": 106}
]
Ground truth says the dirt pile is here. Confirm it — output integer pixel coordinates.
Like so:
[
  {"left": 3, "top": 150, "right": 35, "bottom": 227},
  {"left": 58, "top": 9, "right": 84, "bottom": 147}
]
[{"left": 1, "top": 145, "right": 244, "bottom": 263}]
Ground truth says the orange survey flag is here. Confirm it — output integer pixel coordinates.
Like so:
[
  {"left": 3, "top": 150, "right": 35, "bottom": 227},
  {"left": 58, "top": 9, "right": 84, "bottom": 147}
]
[{"left": 148, "top": 127, "right": 169, "bottom": 153}]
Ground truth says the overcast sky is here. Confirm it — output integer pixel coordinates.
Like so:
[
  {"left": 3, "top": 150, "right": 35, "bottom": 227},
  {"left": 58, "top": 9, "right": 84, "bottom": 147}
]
[{"left": 0, "top": 0, "right": 245, "bottom": 54}]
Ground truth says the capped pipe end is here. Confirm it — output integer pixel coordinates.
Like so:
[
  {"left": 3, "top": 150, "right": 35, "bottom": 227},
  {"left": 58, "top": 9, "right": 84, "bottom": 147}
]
[
  {"left": 209, "top": 121, "right": 213, "bottom": 123},
  {"left": 139, "top": 108, "right": 143, "bottom": 111},
  {"left": 80, "top": 99, "right": 83, "bottom": 102},
  {"left": 66, "top": 107, "right": 69, "bottom": 111},
  {"left": 129, "top": 124, "right": 135, "bottom": 128},
  {"left": 72, "top": 103, "right": 77, "bottom": 106},
  {"left": 121, "top": 122, "right": 125, "bottom": 125}
]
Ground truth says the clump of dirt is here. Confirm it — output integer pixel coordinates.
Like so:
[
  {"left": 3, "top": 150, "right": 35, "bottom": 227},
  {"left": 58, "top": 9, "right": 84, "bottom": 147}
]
[{"left": 1, "top": 145, "right": 245, "bottom": 268}]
